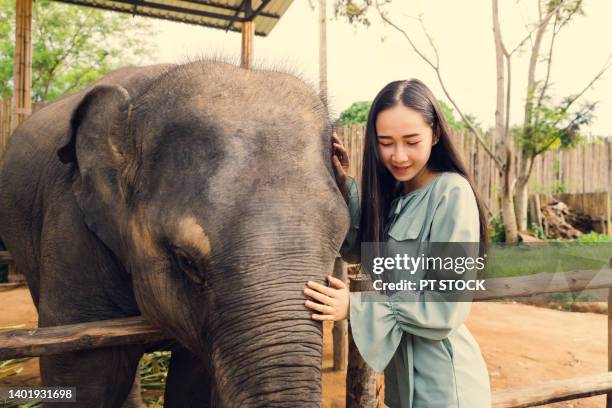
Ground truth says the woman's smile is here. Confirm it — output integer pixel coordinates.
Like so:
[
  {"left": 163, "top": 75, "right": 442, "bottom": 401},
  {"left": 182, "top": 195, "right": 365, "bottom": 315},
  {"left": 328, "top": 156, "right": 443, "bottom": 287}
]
[
  {"left": 392, "top": 164, "right": 411, "bottom": 171},
  {"left": 391, "top": 164, "right": 412, "bottom": 177}
]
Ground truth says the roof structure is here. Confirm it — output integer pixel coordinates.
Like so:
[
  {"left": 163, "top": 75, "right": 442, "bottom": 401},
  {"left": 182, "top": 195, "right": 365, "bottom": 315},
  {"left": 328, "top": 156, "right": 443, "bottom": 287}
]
[
  {"left": 11, "top": 0, "right": 293, "bottom": 126},
  {"left": 51, "top": 0, "right": 294, "bottom": 36}
]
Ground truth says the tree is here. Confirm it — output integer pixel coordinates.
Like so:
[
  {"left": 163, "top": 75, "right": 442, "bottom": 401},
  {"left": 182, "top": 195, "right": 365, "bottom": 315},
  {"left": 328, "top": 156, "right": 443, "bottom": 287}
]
[
  {"left": 437, "top": 100, "right": 482, "bottom": 133},
  {"left": 0, "top": 0, "right": 157, "bottom": 103},
  {"left": 337, "top": 100, "right": 371, "bottom": 125},
  {"left": 513, "top": 0, "right": 611, "bottom": 231},
  {"left": 333, "top": 0, "right": 611, "bottom": 243}
]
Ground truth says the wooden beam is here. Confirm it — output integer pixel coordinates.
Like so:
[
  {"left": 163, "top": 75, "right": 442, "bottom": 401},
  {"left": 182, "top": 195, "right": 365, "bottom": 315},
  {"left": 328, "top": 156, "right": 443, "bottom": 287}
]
[
  {"left": 0, "top": 316, "right": 167, "bottom": 360},
  {"left": 249, "top": 0, "right": 272, "bottom": 20},
  {"left": 240, "top": 0, "right": 254, "bottom": 71},
  {"left": 475, "top": 267, "right": 612, "bottom": 301},
  {"left": 492, "top": 371, "right": 612, "bottom": 408},
  {"left": 318, "top": 0, "right": 327, "bottom": 106},
  {"left": 110, "top": 0, "right": 248, "bottom": 23},
  {"left": 348, "top": 266, "right": 612, "bottom": 301},
  {"left": 332, "top": 257, "right": 347, "bottom": 371},
  {"left": 241, "top": 20, "right": 254, "bottom": 69},
  {"left": 12, "top": 0, "right": 32, "bottom": 130}
]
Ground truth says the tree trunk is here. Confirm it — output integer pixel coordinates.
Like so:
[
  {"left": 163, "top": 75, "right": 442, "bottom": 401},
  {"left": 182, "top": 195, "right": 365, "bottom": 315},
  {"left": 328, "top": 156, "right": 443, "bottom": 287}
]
[
  {"left": 492, "top": 0, "right": 518, "bottom": 243},
  {"left": 517, "top": 4, "right": 557, "bottom": 232},
  {"left": 515, "top": 178, "right": 529, "bottom": 232},
  {"left": 501, "top": 149, "right": 519, "bottom": 243},
  {"left": 515, "top": 152, "right": 532, "bottom": 232}
]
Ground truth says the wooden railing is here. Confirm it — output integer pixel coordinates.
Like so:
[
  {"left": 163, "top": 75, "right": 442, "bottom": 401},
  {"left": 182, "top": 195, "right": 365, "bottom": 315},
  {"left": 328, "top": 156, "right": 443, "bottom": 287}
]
[{"left": 1, "top": 250, "right": 611, "bottom": 407}]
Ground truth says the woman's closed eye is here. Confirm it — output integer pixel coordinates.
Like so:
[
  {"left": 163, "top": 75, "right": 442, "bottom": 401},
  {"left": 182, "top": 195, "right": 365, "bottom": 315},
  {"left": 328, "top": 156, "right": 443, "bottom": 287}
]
[{"left": 378, "top": 140, "right": 421, "bottom": 146}]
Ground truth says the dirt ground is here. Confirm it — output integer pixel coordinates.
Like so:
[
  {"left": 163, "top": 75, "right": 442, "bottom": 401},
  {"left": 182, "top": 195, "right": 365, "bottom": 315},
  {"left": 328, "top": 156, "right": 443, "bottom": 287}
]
[{"left": 1, "top": 287, "right": 607, "bottom": 407}]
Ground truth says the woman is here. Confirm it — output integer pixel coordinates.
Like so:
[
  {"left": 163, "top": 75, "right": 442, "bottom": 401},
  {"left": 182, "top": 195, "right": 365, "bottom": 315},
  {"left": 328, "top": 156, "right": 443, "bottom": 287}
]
[{"left": 303, "top": 79, "right": 491, "bottom": 407}]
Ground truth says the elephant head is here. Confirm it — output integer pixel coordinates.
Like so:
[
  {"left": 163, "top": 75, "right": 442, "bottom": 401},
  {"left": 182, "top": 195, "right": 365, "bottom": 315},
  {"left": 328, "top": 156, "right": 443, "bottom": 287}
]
[{"left": 56, "top": 61, "right": 350, "bottom": 406}]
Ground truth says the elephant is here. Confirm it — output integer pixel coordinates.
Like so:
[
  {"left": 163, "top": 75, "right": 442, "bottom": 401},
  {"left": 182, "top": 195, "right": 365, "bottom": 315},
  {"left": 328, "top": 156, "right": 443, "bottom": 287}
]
[{"left": 0, "top": 59, "right": 350, "bottom": 407}]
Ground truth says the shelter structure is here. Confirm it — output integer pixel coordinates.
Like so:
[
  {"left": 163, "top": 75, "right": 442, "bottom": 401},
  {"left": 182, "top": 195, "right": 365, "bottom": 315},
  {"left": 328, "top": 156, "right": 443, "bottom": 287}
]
[{"left": 12, "top": 0, "right": 293, "bottom": 128}]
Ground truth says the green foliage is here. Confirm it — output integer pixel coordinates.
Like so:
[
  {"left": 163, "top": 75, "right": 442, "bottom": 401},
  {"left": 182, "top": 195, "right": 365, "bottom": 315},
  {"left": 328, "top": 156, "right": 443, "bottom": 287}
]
[
  {"left": 485, "top": 242, "right": 611, "bottom": 278},
  {"left": 552, "top": 179, "right": 566, "bottom": 193},
  {"left": 574, "top": 232, "right": 612, "bottom": 243},
  {"left": 337, "top": 100, "right": 371, "bottom": 125},
  {"left": 529, "top": 222, "right": 546, "bottom": 240},
  {"left": 488, "top": 215, "right": 506, "bottom": 243},
  {"left": 0, "top": 0, "right": 157, "bottom": 102},
  {"left": 521, "top": 94, "right": 594, "bottom": 156},
  {"left": 140, "top": 351, "right": 170, "bottom": 406},
  {"left": 332, "top": 0, "right": 375, "bottom": 26},
  {"left": 0, "top": 351, "right": 170, "bottom": 406},
  {"left": 0, "top": 357, "right": 30, "bottom": 378},
  {"left": 0, "top": 357, "right": 40, "bottom": 407},
  {"left": 437, "top": 100, "right": 481, "bottom": 133}
]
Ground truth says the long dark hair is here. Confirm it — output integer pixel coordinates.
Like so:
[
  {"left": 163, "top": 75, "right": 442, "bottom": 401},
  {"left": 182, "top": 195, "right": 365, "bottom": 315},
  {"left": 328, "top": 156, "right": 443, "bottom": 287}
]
[{"left": 359, "top": 79, "right": 489, "bottom": 251}]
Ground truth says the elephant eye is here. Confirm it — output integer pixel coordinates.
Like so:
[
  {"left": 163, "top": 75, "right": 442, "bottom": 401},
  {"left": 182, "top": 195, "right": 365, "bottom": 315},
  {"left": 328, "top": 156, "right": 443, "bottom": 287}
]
[{"left": 169, "top": 246, "right": 205, "bottom": 285}]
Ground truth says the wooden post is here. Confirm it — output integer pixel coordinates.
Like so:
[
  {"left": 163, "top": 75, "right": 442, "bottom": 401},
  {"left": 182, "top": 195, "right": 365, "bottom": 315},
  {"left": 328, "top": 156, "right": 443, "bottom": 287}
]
[
  {"left": 12, "top": 0, "right": 32, "bottom": 130},
  {"left": 318, "top": 0, "right": 327, "bottom": 105},
  {"left": 241, "top": 20, "right": 254, "bottom": 69},
  {"left": 346, "top": 274, "right": 380, "bottom": 408},
  {"left": 607, "top": 257, "right": 612, "bottom": 408},
  {"left": 332, "top": 257, "right": 347, "bottom": 370},
  {"left": 528, "top": 194, "right": 543, "bottom": 235}
]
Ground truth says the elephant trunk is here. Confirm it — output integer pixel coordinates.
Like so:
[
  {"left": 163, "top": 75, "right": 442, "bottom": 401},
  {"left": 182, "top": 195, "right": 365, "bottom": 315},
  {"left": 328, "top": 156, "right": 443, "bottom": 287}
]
[{"left": 206, "top": 269, "right": 327, "bottom": 408}]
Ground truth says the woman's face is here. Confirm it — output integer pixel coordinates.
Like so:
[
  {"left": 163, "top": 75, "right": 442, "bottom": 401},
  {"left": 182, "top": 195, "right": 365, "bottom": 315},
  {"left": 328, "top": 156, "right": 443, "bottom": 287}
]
[{"left": 375, "top": 104, "right": 435, "bottom": 184}]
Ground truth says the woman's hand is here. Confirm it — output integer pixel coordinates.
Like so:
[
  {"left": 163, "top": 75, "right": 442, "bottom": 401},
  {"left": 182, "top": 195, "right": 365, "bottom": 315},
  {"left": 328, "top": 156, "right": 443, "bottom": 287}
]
[
  {"left": 331, "top": 132, "right": 350, "bottom": 202},
  {"left": 304, "top": 275, "right": 350, "bottom": 321}
]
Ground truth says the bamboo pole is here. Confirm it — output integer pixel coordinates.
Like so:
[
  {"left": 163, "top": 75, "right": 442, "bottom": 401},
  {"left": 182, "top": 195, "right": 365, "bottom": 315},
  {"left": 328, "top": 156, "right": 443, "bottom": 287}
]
[{"left": 12, "top": 0, "right": 32, "bottom": 130}]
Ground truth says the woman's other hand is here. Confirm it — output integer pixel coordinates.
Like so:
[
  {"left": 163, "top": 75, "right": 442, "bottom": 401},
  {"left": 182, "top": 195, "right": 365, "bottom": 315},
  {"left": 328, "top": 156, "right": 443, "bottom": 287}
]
[{"left": 304, "top": 275, "right": 349, "bottom": 321}]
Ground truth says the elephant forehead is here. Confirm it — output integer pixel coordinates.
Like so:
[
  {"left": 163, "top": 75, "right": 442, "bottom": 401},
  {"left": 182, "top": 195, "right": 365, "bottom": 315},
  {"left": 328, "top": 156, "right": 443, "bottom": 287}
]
[{"left": 177, "top": 217, "right": 211, "bottom": 256}]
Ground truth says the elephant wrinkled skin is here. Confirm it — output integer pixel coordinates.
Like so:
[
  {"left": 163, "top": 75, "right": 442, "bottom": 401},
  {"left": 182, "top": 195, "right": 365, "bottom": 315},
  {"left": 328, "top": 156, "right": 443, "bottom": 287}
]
[{"left": 0, "top": 60, "right": 350, "bottom": 407}]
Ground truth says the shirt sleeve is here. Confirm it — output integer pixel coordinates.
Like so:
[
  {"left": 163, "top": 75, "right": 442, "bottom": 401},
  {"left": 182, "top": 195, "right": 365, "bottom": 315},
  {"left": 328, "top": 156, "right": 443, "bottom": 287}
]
[
  {"left": 349, "top": 176, "right": 480, "bottom": 373},
  {"left": 339, "top": 175, "right": 361, "bottom": 264}
]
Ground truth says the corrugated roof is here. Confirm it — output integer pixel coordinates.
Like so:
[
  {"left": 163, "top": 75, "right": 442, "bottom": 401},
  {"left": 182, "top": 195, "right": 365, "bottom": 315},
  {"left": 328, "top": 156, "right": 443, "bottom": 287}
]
[{"left": 51, "top": 0, "right": 294, "bottom": 36}]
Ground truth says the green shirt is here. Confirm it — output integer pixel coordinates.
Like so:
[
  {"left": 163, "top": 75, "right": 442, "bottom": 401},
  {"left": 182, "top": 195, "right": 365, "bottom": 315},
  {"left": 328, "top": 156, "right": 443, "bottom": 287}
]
[{"left": 341, "top": 172, "right": 491, "bottom": 408}]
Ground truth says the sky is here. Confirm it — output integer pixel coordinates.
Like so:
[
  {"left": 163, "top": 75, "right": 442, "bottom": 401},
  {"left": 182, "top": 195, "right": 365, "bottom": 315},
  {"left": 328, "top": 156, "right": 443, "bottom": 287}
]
[{"left": 141, "top": 0, "right": 612, "bottom": 136}]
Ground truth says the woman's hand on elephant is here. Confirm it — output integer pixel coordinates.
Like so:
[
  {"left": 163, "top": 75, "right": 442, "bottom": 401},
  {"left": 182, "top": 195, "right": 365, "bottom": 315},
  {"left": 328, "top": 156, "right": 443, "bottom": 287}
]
[
  {"left": 304, "top": 275, "right": 349, "bottom": 321},
  {"left": 331, "top": 132, "right": 350, "bottom": 202},
  {"left": 332, "top": 132, "right": 349, "bottom": 175}
]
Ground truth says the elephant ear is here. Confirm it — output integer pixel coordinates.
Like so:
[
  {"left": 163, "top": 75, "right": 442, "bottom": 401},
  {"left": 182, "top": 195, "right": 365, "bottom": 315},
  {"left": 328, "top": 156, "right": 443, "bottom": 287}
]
[{"left": 57, "top": 85, "right": 136, "bottom": 259}]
